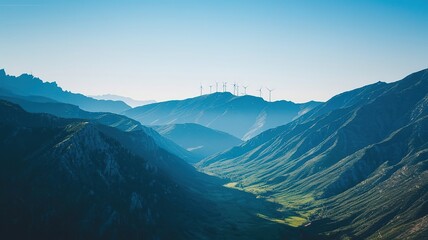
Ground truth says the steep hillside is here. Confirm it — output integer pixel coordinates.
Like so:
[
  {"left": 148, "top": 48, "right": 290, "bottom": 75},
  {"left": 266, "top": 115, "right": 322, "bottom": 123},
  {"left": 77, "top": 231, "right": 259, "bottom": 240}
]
[
  {"left": 0, "top": 101, "right": 196, "bottom": 239},
  {"left": 0, "top": 69, "right": 130, "bottom": 113},
  {"left": 153, "top": 123, "right": 243, "bottom": 160},
  {"left": 123, "top": 92, "right": 320, "bottom": 140},
  {"left": 198, "top": 69, "right": 428, "bottom": 239},
  {"left": 0, "top": 100, "right": 303, "bottom": 239},
  {"left": 0, "top": 93, "right": 198, "bottom": 164}
]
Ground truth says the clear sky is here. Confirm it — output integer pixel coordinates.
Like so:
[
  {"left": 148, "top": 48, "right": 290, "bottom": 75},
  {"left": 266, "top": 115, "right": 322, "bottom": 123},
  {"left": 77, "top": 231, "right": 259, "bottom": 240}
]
[{"left": 1, "top": 0, "right": 427, "bottom": 102}]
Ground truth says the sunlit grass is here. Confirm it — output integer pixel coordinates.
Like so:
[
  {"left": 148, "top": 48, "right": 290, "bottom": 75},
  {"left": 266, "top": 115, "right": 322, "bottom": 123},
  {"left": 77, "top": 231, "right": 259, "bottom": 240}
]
[
  {"left": 273, "top": 193, "right": 316, "bottom": 212},
  {"left": 223, "top": 181, "right": 319, "bottom": 228},
  {"left": 256, "top": 214, "right": 308, "bottom": 227},
  {"left": 244, "top": 185, "right": 270, "bottom": 195},
  {"left": 223, "top": 182, "right": 240, "bottom": 189},
  {"left": 283, "top": 216, "right": 308, "bottom": 227}
]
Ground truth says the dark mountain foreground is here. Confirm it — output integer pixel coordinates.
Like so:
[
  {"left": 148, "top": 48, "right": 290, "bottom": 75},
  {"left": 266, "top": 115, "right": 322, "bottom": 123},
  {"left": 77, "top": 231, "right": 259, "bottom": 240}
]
[
  {"left": 0, "top": 101, "right": 315, "bottom": 239},
  {"left": 0, "top": 91, "right": 198, "bottom": 164}
]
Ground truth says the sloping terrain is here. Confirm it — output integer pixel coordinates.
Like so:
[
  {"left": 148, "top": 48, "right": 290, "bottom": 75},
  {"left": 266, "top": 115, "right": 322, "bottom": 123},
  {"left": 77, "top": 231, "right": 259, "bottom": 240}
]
[
  {"left": 0, "top": 100, "right": 303, "bottom": 240},
  {"left": 124, "top": 92, "right": 320, "bottom": 140},
  {"left": 153, "top": 123, "right": 243, "bottom": 160},
  {"left": 0, "top": 92, "right": 198, "bottom": 164},
  {"left": 0, "top": 69, "right": 130, "bottom": 113},
  {"left": 198, "top": 69, "right": 428, "bottom": 239},
  {"left": 92, "top": 94, "right": 156, "bottom": 107}
]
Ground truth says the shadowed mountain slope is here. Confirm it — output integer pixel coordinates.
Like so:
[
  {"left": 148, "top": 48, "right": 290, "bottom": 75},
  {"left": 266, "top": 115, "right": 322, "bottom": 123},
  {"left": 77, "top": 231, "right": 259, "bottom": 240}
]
[
  {"left": 0, "top": 92, "right": 198, "bottom": 164},
  {"left": 153, "top": 123, "right": 243, "bottom": 160},
  {"left": 198, "top": 68, "right": 428, "bottom": 239},
  {"left": 0, "top": 100, "right": 303, "bottom": 239}
]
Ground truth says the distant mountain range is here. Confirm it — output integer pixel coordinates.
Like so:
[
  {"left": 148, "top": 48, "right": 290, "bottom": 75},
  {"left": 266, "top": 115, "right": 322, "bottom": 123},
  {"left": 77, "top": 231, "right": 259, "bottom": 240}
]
[
  {"left": 153, "top": 123, "right": 243, "bottom": 160},
  {"left": 0, "top": 70, "right": 130, "bottom": 113},
  {"left": 1, "top": 67, "right": 427, "bottom": 239},
  {"left": 197, "top": 69, "right": 428, "bottom": 239},
  {"left": 124, "top": 92, "right": 321, "bottom": 140},
  {"left": 91, "top": 94, "right": 156, "bottom": 107}
]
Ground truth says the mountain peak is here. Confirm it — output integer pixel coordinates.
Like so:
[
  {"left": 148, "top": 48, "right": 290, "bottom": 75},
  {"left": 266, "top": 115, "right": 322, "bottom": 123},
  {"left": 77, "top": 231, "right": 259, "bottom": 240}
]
[
  {"left": 124, "top": 91, "right": 321, "bottom": 140},
  {"left": 201, "top": 91, "right": 235, "bottom": 99},
  {"left": 198, "top": 68, "right": 428, "bottom": 238},
  {"left": 203, "top": 92, "right": 267, "bottom": 102},
  {"left": 0, "top": 70, "right": 131, "bottom": 113}
]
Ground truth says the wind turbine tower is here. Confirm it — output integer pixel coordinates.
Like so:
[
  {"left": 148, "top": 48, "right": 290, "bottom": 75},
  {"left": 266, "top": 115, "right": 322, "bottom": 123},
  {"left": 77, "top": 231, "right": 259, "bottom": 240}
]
[
  {"left": 200, "top": 85, "right": 203, "bottom": 96},
  {"left": 243, "top": 86, "right": 248, "bottom": 95},
  {"left": 209, "top": 85, "right": 213, "bottom": 94},
  {"left": 266, "top": 88, "right": 274, "bottom": 102},
  {"left": 236, "top": 84, "right": 239, "bottom": 96},
  {"left": 216, "top": 82, "right": 219, "bottom": 92},
  {"left": 257, "top": 87, "right": 263, "bottom": 98},
  {"left": 233, "top": 82, "right": 237, "bottom": 95}
]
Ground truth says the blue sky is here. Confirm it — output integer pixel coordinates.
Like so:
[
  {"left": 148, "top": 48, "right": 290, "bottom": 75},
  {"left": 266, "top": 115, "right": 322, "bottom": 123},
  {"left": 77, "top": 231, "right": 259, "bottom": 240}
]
[{"left": 1, "top": 0, "right": 427, "bottom": 102}]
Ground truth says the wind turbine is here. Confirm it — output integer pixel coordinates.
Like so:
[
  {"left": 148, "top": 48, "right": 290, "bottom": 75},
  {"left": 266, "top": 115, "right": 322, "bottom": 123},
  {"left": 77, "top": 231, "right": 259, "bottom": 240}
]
[
  {"left": 216, "top": 82, "right": 219, "bottom": 92},
  {"left": 236, "top": 84, "right": 239, "bottom": 96},
  {"left": 200, "top": 84, "right": 203, "bottom": 96},
  {"left": 224, "top": 82, "right": 228, "bottom": 92},
  {"left": 266, "top": 87, "right": 274, "bottom": 102},
  {"left": 209, "top": 85, "right": 213, "bottom": 94},
  {"left": 257, "top": 87, "right": 263, "bottom": 98},
  {"left": 233, "top": 82, "right": 237, "bottom": 95},
  {"left": 242, "top": 86, "right": 248, "bottom": 95}
]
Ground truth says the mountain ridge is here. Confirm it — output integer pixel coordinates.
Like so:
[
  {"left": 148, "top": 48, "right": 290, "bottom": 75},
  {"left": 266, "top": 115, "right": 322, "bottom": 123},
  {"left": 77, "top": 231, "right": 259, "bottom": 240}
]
[
  {"left": 0, "top": 100, "right": 303, "bottom": 239},
  {"left": 0, "top": 69, "right": 131, "bottom": 113},
  {"left": 91, "top": 94, "right": 156, "bottom": 107},
  {"left": 0, "top": 92, "right": 199, "bottom": 164},
  {"left": 153, "top": 123, "right": 243, "bottom": 161},
  {"left": 124, "top": 91, "right": 321, "bottom": 140},
  {"left": 197, "top": 68, "right": 428, "bottom": 239}
]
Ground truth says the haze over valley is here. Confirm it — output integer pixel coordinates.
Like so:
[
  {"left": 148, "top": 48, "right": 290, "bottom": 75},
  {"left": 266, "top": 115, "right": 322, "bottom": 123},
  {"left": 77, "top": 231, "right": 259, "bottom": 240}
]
[
  {"left": 1, "top": 0, "right": 427, "bottom": 239},
  {"left": 1, "top": 68, "right": 427, "bottom": 239}
]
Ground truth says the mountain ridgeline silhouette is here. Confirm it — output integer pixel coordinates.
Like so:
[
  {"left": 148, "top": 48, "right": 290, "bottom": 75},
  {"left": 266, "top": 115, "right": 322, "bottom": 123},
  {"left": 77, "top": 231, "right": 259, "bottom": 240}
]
[
  {"left": 91, "top": 94, "right": 156, "bottom": 107},
  {"left": 153, "top": 123, "right": 243, "bottom": 160},
  {"left": 0, "top": 91, "right": 199, "bottom": 164},
  {"left": 0, "top": 100, "right": 299, "bottom": 239},
  {"left": 198, "top": 68, "right": 428, "bottom": 239},
  {"left": 0, "top": 69, "right": 131, "bottom": 113},
  {"left": 1, "top": 67, "right": 427, "bottom": 239},
  {"left": 0, "top": 100, "right": 202, "bottom": 238},
  {"left": 123, "top": 92, "right": 321, "bottom": 140}
]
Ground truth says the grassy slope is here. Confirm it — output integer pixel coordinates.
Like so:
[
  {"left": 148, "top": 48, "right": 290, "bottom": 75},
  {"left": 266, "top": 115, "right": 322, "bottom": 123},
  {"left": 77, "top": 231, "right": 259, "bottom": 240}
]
[{"left": 198, "top": 69, "right": 428, "bottom": 239}]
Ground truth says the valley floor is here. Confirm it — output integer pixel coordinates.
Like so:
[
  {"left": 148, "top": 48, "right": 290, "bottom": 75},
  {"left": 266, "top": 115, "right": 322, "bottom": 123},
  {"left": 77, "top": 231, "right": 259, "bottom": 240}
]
[{"left": 192, "top": 174, "right": 324, "bottom": 240}]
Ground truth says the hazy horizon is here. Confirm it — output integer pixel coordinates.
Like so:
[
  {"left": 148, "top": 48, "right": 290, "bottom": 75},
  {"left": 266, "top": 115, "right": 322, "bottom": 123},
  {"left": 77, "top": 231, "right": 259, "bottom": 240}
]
[
  {"left": 1, "top": 0, "right": 427, "bottom": 102},
  {"left": 1, "top": 67, "right": 426, "bottom": 104}
]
